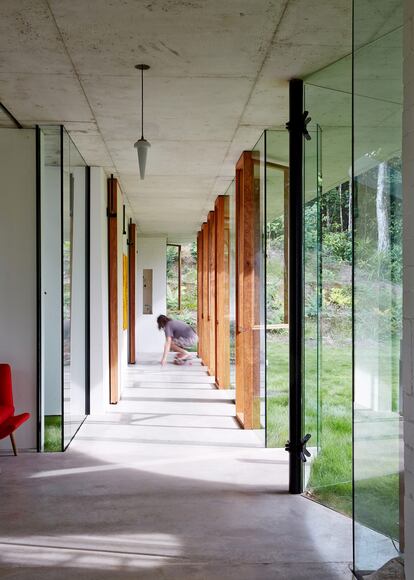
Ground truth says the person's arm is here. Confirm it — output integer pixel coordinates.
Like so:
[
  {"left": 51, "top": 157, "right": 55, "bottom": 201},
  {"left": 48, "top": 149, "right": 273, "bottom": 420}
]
[{"left": 160, "top": 336, "right": 172, "bottom": 366}]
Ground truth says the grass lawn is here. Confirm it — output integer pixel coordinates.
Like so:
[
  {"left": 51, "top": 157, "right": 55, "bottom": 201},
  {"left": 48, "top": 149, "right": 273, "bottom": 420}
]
[
  {"left": 44, "top": 415, "right": 62, "bottom": 452},
  {"left": 266, "top": 338, "right": 400, "bottom": 540}
]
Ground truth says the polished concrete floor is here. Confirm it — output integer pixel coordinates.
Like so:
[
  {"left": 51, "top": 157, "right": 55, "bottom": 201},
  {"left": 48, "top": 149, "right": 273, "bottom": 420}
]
[{"left": 0, "top": 355, "right": 353, "bottom": 579}]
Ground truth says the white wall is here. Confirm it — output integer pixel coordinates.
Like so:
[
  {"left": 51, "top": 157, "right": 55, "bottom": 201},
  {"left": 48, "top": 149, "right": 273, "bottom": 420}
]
[
  {"left": 41, "top": 164, "right": 61, "bottom": 417},
  {"left": 0, "top": 129, "right": 36, "bottom": 449},
  {"left": 136, "top": 236, "right": 167, "bottom": 355},
  {"left": 89, "top": 167, "right": 110, "bottom": 413},
  {"left": 403, "top": 0, "right": 414, "bottom": 574}
]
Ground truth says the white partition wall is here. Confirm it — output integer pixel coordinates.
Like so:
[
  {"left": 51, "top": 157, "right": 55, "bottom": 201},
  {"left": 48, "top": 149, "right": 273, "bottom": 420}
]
[
  {"left": 136, "top": 236, "right": 167, "bottom": 355},
  {"left": 0, "top": 128, "right": 36, "bottom": 450},
  {"left": 89, "top": 167, "right": 109, "bottom": 414}
]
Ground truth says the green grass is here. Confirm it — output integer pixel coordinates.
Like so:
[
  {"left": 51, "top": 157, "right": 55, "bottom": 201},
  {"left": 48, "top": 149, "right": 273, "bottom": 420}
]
[
  {"left": 266, "top": 338, "right": 400, "bottom": 540},
  {"left": 44, "top": 415, "right": 62, "bottom": 452}
]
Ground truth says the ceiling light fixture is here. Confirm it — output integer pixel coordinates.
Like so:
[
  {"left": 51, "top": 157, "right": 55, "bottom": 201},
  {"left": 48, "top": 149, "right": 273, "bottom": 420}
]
[{"left": 134, "top": 64, "right": 151, "bottom": 180}]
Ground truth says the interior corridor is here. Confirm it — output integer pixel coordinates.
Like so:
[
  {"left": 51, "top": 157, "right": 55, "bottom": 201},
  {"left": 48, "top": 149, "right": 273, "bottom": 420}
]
[{"left": 0, "top": 356, "right": 352, "bottom": 579}]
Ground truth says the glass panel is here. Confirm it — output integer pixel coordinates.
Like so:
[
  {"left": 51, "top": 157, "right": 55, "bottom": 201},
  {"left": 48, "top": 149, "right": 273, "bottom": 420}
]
[
  {"left": 64, "top": 134, "right": 87, "bottom": 447},
  {"left": 252, "top": 134, "right": 266, "bottom": 439},
  {"left": 303, "top": 121, "right": 322, "bottom": 486},
  {"left": 63, "top": 137, "right": 87, "bottom": 446},
  {"left": 265, "top": 129, "right": 290, "bottom": 447},
  {"left": 167, "top": 243, "right": 198, "bottom": 327},
  {"left": 40, "top": 126, "right": 63, "bottom": 451},
  {"left": 227, "top": 180, "right": 236, "bottom": 388},
  {"left": 167, "top": 245, "right": 180, "bottom": 314},
  {"left": 353, "top": 3, "right": 403, "bottom": 572},
  {"left": 180, "top": 243, "right": 198, "bottom": 327},
  {"left": 62, "top": 129, "right": 72, "bottom": 447},
  {"left": 302, "top": 54, "right": 353, "bottom": 518}
]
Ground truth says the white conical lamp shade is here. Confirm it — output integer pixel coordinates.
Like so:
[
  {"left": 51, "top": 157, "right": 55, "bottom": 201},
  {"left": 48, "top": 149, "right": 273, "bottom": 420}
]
[{"left": 134, "top": 138, "right": 151, "bottom": 179}]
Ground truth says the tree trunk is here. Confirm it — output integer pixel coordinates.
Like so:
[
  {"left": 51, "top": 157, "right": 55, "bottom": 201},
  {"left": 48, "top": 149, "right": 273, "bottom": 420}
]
[
  {"left": 338, "top": 184, "right": 343, "bottom": 231},
  {"left": 348, "top": 181, "right": 352, "bottom": 233},
  {"left": 376, "top": 161, "right": 390, "bottom": 253}
]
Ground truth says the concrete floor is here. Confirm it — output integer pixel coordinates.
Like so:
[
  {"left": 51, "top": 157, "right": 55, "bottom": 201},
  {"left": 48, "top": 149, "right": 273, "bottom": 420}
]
[{"left": 0, "top": 355, "right": 353, "bottom": 579}]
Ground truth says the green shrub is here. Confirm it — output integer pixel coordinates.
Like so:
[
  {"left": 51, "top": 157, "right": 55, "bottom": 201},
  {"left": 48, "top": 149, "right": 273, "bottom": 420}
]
[{"left": 328, "top": 286, "right": 352, "bottom": 307}]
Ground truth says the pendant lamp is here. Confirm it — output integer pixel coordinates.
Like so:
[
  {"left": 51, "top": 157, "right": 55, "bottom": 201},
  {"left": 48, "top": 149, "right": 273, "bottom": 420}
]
[{"left": 134, "top": 64, "right": 151, "bottom": 179}]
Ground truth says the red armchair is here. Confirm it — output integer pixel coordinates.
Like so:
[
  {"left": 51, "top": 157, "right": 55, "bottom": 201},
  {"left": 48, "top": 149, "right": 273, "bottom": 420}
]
[{"left": 0, "top": 364, "right": 30, "bottom": 455}]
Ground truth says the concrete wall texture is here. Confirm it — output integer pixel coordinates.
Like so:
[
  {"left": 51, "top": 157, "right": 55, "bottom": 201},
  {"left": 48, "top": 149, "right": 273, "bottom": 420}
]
[
  {"left": 403, "top": 0, "right": 414, "bottom": 575},
  {"left": 0, "top": 129, "right": 37, "bottom": 450}
]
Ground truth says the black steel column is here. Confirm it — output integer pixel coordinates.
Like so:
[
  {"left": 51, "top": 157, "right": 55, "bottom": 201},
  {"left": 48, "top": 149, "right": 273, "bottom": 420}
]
[{"left": 288, "top": 79, "right": 304, "bottom": 494}]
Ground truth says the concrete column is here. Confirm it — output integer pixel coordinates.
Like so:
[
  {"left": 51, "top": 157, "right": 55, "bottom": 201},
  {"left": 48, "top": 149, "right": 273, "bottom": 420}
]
[{"left": 403, "top": 0, "right": 414, "bottom": 575}]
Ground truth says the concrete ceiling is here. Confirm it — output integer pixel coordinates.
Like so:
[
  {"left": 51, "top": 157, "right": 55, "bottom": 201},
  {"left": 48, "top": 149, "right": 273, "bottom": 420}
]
[{"left": 0, "top": 0, "right": 359, "bottom": 241}]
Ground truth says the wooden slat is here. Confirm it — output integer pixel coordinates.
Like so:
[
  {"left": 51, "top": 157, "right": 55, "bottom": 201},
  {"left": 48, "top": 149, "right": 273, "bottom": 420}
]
[
  {"left": 207, "top": 211, "right": 216, "bottom": 377},
  {"left": 215, "top": 195, "right": 230, "bottom": 389},
  {"left": 128, "top": 222, "right": 136, "bottom": 364},
  {"left": 235, "top": 151, "right": 261, "bottom": 429},
  {"left": 107, "top": 176, "right": 119, "bottom": 404}
]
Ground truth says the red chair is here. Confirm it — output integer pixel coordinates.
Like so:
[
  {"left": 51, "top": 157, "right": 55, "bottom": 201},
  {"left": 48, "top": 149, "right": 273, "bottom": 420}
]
[{"left": 0, "top": 364, "right": 30, "bottom": 455}]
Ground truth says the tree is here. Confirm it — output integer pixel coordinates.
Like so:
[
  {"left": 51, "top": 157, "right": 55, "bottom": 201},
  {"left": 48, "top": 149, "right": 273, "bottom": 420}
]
[{"left": 376, "top": 161, "right": 390, "bottom": 254}]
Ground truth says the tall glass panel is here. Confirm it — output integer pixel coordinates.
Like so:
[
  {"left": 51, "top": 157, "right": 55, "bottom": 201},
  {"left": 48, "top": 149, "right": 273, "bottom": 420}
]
[
  {"left": 40, "top": 126, "right": 63, "bottom": 451},
  {"left": 226, "top": 180, "right": 236, "bottom": 388},
  {"left": 63, "top": 134, "right": 88, "bottom": 447},
  {"left": 303, "top": 52, "right": 353, "bottom": 516},
  {"left": 252, "top": 134, "right": 266, "bottom": 439},
  {"left": 265, "top": 130, "right": 290, "bottom": 447},
  {"left": 39, "top": 126, "right": 88, "bottom": 451},
  {"left": 303, "top": 121, "right": 322, "bottom": 486},
  {"left": 353, "top": 0, "right": 403, "bottom": 572}
]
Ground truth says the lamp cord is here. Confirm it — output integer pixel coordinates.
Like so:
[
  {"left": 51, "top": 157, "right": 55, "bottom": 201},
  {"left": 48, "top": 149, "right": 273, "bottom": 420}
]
[{"left": 141, "top": 67, "right": 144, "bottom": 140}]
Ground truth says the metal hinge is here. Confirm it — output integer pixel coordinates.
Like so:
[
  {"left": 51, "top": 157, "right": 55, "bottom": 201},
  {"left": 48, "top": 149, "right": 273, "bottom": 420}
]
[
  {"left": 285, "top": 110, "right": 312, "bottom": 141},
  {"left": 285, "top": 433, "right": 312, "bottom": 462}
]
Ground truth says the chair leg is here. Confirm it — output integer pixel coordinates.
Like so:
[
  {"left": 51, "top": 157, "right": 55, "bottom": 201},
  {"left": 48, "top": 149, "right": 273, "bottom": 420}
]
[{"left": 10, "top": 432, "right": 17, "bottom": 456}]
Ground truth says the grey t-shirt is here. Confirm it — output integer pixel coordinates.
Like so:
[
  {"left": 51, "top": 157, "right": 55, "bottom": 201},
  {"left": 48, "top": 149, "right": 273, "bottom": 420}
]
[{"left": 164, "top": 320, "right": 195, "bottom": 340}]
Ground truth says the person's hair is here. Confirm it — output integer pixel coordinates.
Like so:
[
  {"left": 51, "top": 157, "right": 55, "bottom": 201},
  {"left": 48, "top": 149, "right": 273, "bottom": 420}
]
[{"left": 157, "top": 314, "right": 171, "bottom": 330}]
